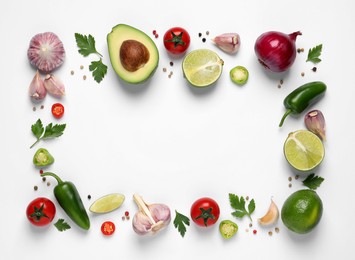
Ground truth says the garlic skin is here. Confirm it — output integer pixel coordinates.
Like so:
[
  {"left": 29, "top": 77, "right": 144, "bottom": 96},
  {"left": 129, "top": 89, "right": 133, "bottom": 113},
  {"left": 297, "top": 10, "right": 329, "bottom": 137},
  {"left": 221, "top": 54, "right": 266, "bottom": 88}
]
[
  {"left": 212, "top": 33, "right": 240, "bottom": 54},
  {"left": 132, "top": 194, "right": 171, "bottom": 236},
  {"left": 258, "top": 199, "right": 279, "bottom": 226},
  {"left": 29, "top": 70, "right": 46, "bottom": 101},
  {"left": 44, "top": 74, "right": 65, "bottom": 97},
  {"left": 305, "top": 110, "right": 326, "bottom": 141}
]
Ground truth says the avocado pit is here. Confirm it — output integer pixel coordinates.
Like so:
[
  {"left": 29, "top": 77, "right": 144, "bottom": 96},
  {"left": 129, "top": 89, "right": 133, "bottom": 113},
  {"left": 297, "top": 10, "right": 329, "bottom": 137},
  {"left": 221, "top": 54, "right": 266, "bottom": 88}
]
[{"left": 120, "top": 40, "right": 150, "bottom": 72}]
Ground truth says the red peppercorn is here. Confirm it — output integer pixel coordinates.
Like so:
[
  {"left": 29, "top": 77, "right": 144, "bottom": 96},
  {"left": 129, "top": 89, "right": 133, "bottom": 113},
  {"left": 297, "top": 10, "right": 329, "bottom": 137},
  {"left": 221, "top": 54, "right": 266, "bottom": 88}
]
[
  {"left": 125, "top": 211, "right": 129, "bottom": 217},
  {"left": 253, "top": 229, "right": 257, "bottom": 234},
  {"left": 153, "top": 30, "right": 157, "bottom": 35},
  {"left": 39, "top": 169, "right": 44, "bottom": 174},
  {"left": 155, "top": 34, "right": 159, "bottom": 38}
]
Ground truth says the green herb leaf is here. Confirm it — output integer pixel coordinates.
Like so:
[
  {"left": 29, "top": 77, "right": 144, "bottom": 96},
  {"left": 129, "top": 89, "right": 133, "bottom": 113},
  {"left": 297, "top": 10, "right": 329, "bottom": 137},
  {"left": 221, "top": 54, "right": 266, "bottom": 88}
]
[
  {"left": 303, "top": 173, "right": 324, "bottom": 190},
  {"left": 74, "top": 33, "right": 102, "bottom": 57},
  {"left": 306, "top": 44, "right": 323, "bottom": 63},
  {"left": 30, "top": 120, "right": 66, "bottom": 148},
  {"left": 54, "top": 219, "right": 71, "bottom": 232},
  {"left": 89, "top": 59, "right": 108, "bottom": 83},
  {"left": 229, "top": 193, "right": 255, "bottom": 221},
  {"left": 31, "top": 119, "right": 44, "bottom": 140},
  {"left": 173, "top": 210, "right": 190, "bottom": 237}
]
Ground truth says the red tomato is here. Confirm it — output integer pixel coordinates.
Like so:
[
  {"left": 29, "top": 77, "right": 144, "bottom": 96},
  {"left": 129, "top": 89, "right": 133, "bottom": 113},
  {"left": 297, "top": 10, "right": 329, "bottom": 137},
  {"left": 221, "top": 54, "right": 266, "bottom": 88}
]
[
  {"left": 101, "top": 221, "right": 115, "bottom": 236},
  {"left": 26, "top": 197, "right": 56, "bottom": 227},
  {"left": 190, "top": 197, "right": 220, "bottom": 227},
  {"left": 163, "top": 27, "right": 190, "bottom": 55},
  {"left": 51, "top": 103, "right": 65, "bottom": 119}
]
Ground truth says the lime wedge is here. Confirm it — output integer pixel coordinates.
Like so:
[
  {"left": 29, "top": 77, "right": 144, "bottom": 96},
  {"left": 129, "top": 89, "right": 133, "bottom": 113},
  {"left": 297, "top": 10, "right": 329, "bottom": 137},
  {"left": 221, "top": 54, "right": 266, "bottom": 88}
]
[
  {"left": 182, "top": 49, "right": 224, "bottom": 87},
  {"left": 284, "top": 130, "right": 325, "bottom": 172},
  {"left": 89, "top": 193, "right": 125, "bottom": 214}
]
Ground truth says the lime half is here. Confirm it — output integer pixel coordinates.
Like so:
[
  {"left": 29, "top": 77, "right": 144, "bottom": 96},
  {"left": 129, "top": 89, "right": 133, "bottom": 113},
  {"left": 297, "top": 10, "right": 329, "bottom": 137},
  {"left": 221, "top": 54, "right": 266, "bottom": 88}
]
[
  {"left": 284, "top": 130, "right": 325, "bottom": 172},
  {"left": 182, "top": 49, "right": 224, "bottom": 87},
  {"left": 89, "top": 193, "right": 125, "bottom": 214}
]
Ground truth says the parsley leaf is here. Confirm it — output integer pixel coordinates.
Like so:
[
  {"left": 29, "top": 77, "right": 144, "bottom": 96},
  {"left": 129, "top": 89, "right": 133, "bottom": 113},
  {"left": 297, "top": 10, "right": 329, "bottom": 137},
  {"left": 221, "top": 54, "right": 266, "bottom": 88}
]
[
  {"left": 74, "top": 33, "right": 102, "bottom": 57},
  {"left": 173, "top": 210, "right": 190, "bottom": 237},
  {"left": 302, "top": 173, "right": 324, "bottom": 190},
  {"left": 229, "top": 193, "right": 255, "bottom": 221},
  {"left": 54, "top": 219, "right": 71, "bottom": 232},
  {"left": 30, "top": 119, "right": 66, "bottom": 148},
  {"left": 306, "top": 44, "right": 323, "bottom": 63},
  {"left": 31, "top": 119, "right": 44, "bottom": 140},
  {"left": 89, "top": 59, "right": 108, "bottom": 83}
]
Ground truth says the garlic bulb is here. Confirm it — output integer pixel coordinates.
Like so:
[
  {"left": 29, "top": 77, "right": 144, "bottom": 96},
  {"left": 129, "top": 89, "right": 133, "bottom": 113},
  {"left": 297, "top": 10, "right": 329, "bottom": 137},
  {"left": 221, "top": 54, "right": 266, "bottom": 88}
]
[
  {"left": 44, "top": 74, "right": 65, "bottom": 97},
  {"left": 212, "top": 33, "right": 241, "bottom": 54},
  {"left": 29, "top": 70, "right": 47, "bottom": 101},
  {"left": 132, "top": 194, "right": 171, "bottom": 236}
]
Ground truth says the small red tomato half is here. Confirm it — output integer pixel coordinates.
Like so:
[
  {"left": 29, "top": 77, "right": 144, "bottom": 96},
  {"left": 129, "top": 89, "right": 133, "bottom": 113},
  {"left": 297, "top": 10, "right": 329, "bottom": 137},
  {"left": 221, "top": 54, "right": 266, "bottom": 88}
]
[
  {"left": 101, "top": 221, "right": 115, "bottom": 236},
  {"left": 26, "top": 197, "right": 56, "bottom": 227},
  {"left": 163, "top": 27, "right": 190, "bottom": 55},
  {"left": 51, "top": 103, "right": 65, "bottom": 119},
  {"left": 190, "top": 197, "right": 220, "bottom": 227}
]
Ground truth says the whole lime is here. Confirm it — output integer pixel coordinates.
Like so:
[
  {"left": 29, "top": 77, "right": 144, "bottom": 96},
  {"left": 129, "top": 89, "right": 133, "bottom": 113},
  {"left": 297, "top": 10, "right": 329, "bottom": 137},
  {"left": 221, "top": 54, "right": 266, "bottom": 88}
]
[{"left": 281, "top": 189, "right": 323, "bottom": 234}]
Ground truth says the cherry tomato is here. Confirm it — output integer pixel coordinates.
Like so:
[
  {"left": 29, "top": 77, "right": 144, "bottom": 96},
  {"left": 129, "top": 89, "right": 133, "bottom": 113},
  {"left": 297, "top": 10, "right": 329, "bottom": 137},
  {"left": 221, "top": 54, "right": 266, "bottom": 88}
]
[
  {"left": 26, "top": 197, "right": 56, "bottom": 227},
  {"left": 163, "top": 27, "right": 190, "bottom": 55},
  {"left": 101, "top": 221, "right": 115, "bottom": 236},
  {"left": 190, "top": 197, "right": 220, "bottom": 227},
  {"left": 51, "top": 103, "right": 65, "bottom": 119}
]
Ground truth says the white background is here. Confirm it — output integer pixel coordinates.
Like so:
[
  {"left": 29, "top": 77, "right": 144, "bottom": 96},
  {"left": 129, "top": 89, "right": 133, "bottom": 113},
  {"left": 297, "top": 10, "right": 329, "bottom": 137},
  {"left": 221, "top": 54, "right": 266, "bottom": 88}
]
[{"left": 1, "top": 0, "right": 354, "bottom": 259}]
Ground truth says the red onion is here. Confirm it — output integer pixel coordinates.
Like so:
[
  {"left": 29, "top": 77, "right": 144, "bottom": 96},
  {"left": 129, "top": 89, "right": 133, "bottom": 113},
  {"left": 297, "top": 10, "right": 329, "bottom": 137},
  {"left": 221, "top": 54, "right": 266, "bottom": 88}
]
[{"left": 254, "top": 31, "right": 301, "bottom": 73}]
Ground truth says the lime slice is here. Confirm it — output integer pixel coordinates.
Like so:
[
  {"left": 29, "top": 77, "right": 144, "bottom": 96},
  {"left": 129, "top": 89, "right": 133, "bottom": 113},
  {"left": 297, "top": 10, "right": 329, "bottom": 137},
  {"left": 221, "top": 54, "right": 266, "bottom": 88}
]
[
  {"left": 182, "top": 49, "right": 224, "bottom": 87},
  {"left": 89, "top": 193, "right": 125, "bottom": 213},
  {"left": 284, "top": 130, "right": 325, "bottom": 172}
]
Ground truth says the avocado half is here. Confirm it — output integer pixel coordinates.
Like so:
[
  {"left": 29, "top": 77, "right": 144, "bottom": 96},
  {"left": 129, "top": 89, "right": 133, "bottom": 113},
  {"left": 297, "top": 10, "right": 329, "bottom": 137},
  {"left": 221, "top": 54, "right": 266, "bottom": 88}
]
[{"left": 107, "top": 24, "right": 159, "bottom": 84}]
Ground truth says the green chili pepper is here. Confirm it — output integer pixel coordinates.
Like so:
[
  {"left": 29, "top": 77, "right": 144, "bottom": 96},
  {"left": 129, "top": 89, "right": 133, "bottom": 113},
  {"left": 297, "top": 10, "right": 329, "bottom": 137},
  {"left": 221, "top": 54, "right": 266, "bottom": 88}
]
[
  {"left": 33, "top": 148, "right": 54, "bottom": 167},
  {"left": 279, "top": 81, "right": 327, "bottom": 127},
  {"left": 41, "top": 172, "right": 90, "bottom": 230}
]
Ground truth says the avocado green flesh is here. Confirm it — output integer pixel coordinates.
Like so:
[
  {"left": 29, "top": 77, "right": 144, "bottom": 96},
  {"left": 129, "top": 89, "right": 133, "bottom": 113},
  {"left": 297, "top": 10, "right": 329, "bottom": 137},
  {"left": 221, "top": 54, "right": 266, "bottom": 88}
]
[{"left": 107, "top": 24, "right": 159, "bottom": 84}]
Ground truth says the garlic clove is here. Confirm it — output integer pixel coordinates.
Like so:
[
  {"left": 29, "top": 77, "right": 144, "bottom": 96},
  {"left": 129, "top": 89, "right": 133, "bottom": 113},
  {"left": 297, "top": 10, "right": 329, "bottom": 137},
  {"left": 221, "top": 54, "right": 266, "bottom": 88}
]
[
  {"left": 258, "top": 199, "right": 279, "bottom": 226},
  {"left": 44, "top": 74, "right": 65, "bottom": 97},
  {"left": 29, "top": 70, "right": 47, "bottom": 101},
  {"left": 305, "top": 110, "right": 326, "bottom": 141},
  {"left": 27, "top": 32, "right": 65, "bottom": 73},
  {"left": 212, "top": 33, "right": 241, "bottom": 54}
]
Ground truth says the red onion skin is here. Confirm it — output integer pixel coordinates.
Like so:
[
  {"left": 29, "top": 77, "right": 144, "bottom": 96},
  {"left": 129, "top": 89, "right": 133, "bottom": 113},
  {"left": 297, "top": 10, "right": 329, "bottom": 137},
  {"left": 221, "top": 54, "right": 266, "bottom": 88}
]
[{"left": 255, "top": 31, "right": 301, "bottom": 73}]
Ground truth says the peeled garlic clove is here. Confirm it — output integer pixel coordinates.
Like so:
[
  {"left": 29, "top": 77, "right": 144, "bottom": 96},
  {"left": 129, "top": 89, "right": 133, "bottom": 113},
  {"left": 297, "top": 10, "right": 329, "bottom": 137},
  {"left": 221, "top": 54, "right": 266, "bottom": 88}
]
[
  {"left": 132, "top": 194, "right": 171, "bottom": 236},
  {"left": 29, "top": 70, "right": 46, "bottom": 101},
  {"left": 305, "top": 110, "right": 326, "bottom": 141},
  {"left": 258, "top": 199, "right": 279, "bottom": 226},
  {"left": 27, "top": 32, "right": 65, "bottom": 73},
  {"left": 212, "top": 33, "right": 241, "bottom": 54},
  {"left": 44, "top": 74, "right": 65, "bottom": 97}
]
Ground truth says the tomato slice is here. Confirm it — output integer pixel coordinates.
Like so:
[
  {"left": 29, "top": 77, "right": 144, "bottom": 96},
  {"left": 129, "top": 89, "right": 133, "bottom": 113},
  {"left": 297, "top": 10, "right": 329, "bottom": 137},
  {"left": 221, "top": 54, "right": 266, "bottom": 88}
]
[
  {"left": 101, "top": 221, "right": 115, "bottom": 236},
  {"left": 51, "top": 103, "right": 65, "bottom": 119}
]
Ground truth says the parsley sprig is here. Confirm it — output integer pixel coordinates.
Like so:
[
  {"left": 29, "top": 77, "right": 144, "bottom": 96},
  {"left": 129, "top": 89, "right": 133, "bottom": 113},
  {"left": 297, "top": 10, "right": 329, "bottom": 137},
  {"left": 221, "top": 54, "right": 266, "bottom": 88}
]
[
  {"left": 54, "top": 219, "right": 71, "bottom": 232},
  {"left": 302, "top": 173, "right": 324, "bottom": 190},
  {"left": 173, "top": 210, "right": 190, "bottom": 237},
  {"left": 306, "top": 44, "right": 323, "bottom": 63},
  {"left": 229, "top": 193, "right": 255, "bottom": 221},
  {"left": 30, "top": 119, "right": 66, "bottom": 148},
  {"left": 75, "top": 33, "right": 108, "bottom": 83}
]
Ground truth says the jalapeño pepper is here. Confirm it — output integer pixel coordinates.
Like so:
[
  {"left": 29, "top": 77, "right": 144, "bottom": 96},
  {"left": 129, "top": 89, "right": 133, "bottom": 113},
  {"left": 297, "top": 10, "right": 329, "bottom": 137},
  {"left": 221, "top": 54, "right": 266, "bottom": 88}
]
[
  {"left": 41, "top": 172, "right": 90, "bottom": 230},
  {"left": 279, "top": 81, "right": 327, "bottom": 127}
]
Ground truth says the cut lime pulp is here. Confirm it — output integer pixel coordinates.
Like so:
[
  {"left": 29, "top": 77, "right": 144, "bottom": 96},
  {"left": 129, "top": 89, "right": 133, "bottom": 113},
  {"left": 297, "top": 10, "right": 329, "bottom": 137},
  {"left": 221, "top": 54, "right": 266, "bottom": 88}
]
[
  {"left": 283, "top": 130, "right": 325, "bottom": 172},
  {"left": 182, "top": 49, "right": 223, "bottom": 87},
  {"left": 89, "top": 193, "right": 125, "bottom": 214}
]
